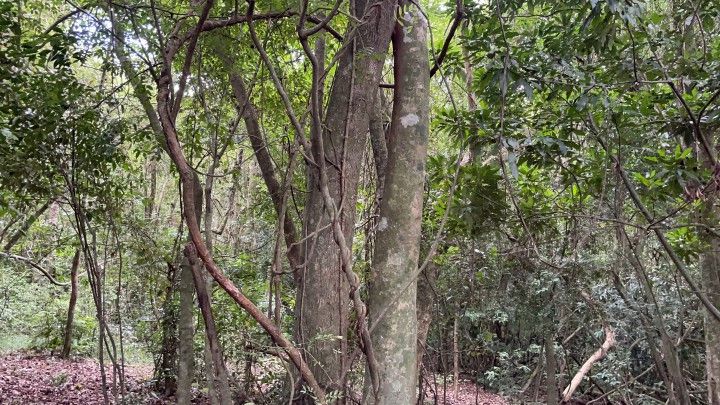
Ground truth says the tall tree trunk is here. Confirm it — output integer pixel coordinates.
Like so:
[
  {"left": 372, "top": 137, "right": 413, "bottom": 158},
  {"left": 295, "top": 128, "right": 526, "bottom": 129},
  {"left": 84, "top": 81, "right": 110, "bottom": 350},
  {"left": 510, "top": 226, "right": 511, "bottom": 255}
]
[
  {"left": 176, "top": 260, "right": 196, "bottom": 405},
  {"left": 177, "top": 175, "right": 204, "bottom": 405},
  {"left": 297, "top": 0, "right": 397, "bottom": 395},
  {"left": 702, "top": 232, "right": 720, "bottom": 405},
  {"left": 452, "top": 315, "right": 459, "bottom": 400},
  {"left": 202, "top": 131, "right": 233, "bottom": 405},
  {"left": 545, "top": 333, "right": 558, "bottom": 405},
  {"left": 61, "top": 249, "right": 81, "bottom": 358},
  {"left": 368, "top": 3, "right": 429, "bottom": 402}
]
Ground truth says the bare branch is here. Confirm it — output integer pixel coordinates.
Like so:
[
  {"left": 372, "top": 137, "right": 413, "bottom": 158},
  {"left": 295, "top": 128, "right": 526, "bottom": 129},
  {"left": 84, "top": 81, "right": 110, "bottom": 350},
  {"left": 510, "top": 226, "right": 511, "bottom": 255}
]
[{"left": 0, "top": 252, "right": 69, "bottom": 287}]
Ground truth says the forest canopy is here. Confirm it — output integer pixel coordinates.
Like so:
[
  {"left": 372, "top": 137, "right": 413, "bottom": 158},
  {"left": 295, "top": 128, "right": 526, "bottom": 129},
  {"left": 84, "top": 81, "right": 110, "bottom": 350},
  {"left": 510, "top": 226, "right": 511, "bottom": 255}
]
[{"left": 0, "top": 0, "right": 719, "bottom": 404}]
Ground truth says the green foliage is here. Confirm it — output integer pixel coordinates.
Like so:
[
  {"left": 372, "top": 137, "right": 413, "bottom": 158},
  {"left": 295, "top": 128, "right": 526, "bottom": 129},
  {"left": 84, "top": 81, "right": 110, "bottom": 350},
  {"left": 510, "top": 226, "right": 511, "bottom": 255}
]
[
  {"left": 421, "top": 0, "right": 719, "bottom": 400},
  {"left": 0, "top": 264, "right": 94, "bottom": 356},
  {"left": 426, "top": 156, "right": 506, "bottom": 236},
  {"left": 33, "top": 311, "right": 97, "bottom": 356},
  {"left": 0, "top": 1, "right": 128, "bottom": 211}
]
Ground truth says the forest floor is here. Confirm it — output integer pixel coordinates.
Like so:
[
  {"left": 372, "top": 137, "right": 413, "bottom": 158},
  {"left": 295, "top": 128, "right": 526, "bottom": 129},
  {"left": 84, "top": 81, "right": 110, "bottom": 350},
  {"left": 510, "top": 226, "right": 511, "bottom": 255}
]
[
  {"left": 0, "top": 351, "right": 158, "bottom": 404},
  {"left": 0, "top": 351, "right": 508, "bottom": 404},
  {"left": 421, "top": 378, "right": 509, "bottom": 405}
]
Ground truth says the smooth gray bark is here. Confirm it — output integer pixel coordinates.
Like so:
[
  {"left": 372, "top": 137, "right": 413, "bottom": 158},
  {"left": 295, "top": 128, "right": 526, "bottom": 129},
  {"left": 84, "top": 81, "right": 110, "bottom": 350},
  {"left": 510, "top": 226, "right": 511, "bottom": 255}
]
[
  {"left": 176, "top": 261, "right": 196, "bottom": 405},
  {"left": 368, "top": 3, "right": 429, "bottom": 402}
]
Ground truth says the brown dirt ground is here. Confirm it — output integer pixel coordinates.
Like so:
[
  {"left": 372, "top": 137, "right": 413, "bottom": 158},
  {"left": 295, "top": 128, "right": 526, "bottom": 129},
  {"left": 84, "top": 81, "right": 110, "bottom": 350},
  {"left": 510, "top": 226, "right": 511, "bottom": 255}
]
[
  {"left": 0, "top": 351, "right": 509, "bottom": 404},
  {"left": 421, "top": 377, "right": 509, "bottom": 405},
  {"left": 0, "top": 351, "right": 164, "bottom": 404}
]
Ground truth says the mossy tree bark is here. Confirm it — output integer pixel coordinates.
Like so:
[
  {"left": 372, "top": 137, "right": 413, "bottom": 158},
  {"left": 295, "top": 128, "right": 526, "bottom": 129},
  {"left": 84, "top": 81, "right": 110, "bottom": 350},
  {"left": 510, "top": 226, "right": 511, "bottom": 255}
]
[{"left": 368, "top": 3, "right": 429, "bottom": 402}]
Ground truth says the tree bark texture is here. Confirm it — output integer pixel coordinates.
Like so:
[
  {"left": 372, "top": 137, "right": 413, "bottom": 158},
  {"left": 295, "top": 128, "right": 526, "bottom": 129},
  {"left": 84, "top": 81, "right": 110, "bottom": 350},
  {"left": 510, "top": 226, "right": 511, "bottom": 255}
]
[
  {"left": 176, "top": 260, "right": 196, "bottom": 405},
  {"left": 702, "top": 233, "right": 720, "bottom": 405},
  {"left": 368, "top": 3, "right": 429, "bottom": 402},
  {"left": 297, "top": 0, "right": 398, "bottom": 393},
  {"left": 545, "top": 334, "right": 558, "bottom": 405},
  {"left": 61, "top": 249, "right": 81, "bottom": 358},
  {"left": 561, "top": 325, "right": 616, "bottom": 402},
  {"left": 416, "top": 262, "right": 438, "bottom": 374}
]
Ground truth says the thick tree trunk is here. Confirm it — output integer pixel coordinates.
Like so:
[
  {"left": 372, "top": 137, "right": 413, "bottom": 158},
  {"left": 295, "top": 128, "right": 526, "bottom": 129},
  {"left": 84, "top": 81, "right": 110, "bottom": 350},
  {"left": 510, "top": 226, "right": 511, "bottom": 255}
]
[
  {"left": 368, "top": 4, "right": 429, "bottom": 403},
  {"left": 297, "top": 0, "right": 397, "bottom": 395},
  {"left": 702, "top": 233, "right": 720, "bottom": 405},
  {"left": 61, "top": 250, "right": 81, "bottom": 358}
]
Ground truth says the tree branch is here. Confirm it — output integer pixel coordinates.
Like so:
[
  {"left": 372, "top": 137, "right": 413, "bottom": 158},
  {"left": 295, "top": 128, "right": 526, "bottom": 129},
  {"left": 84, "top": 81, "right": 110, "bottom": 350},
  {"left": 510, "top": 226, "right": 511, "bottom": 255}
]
[
  {"left": 429, "top": 0, "right": 464, "bottom": 77},
  {"left": 0, "top": 252, "right": 69, "bottom": 287},
  {"left": 155, "top": 1, "right": 325, "bottom": 400},
  {"left": 561, "top": 325, "right": 616, "bottom": 402}
]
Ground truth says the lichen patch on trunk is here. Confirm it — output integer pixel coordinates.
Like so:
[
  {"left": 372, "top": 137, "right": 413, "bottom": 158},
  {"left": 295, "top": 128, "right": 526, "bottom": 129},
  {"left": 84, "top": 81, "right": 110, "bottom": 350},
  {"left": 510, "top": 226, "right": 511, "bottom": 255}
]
[{"left": 400, "top": 113, "right": 419, "bottom": 128}]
